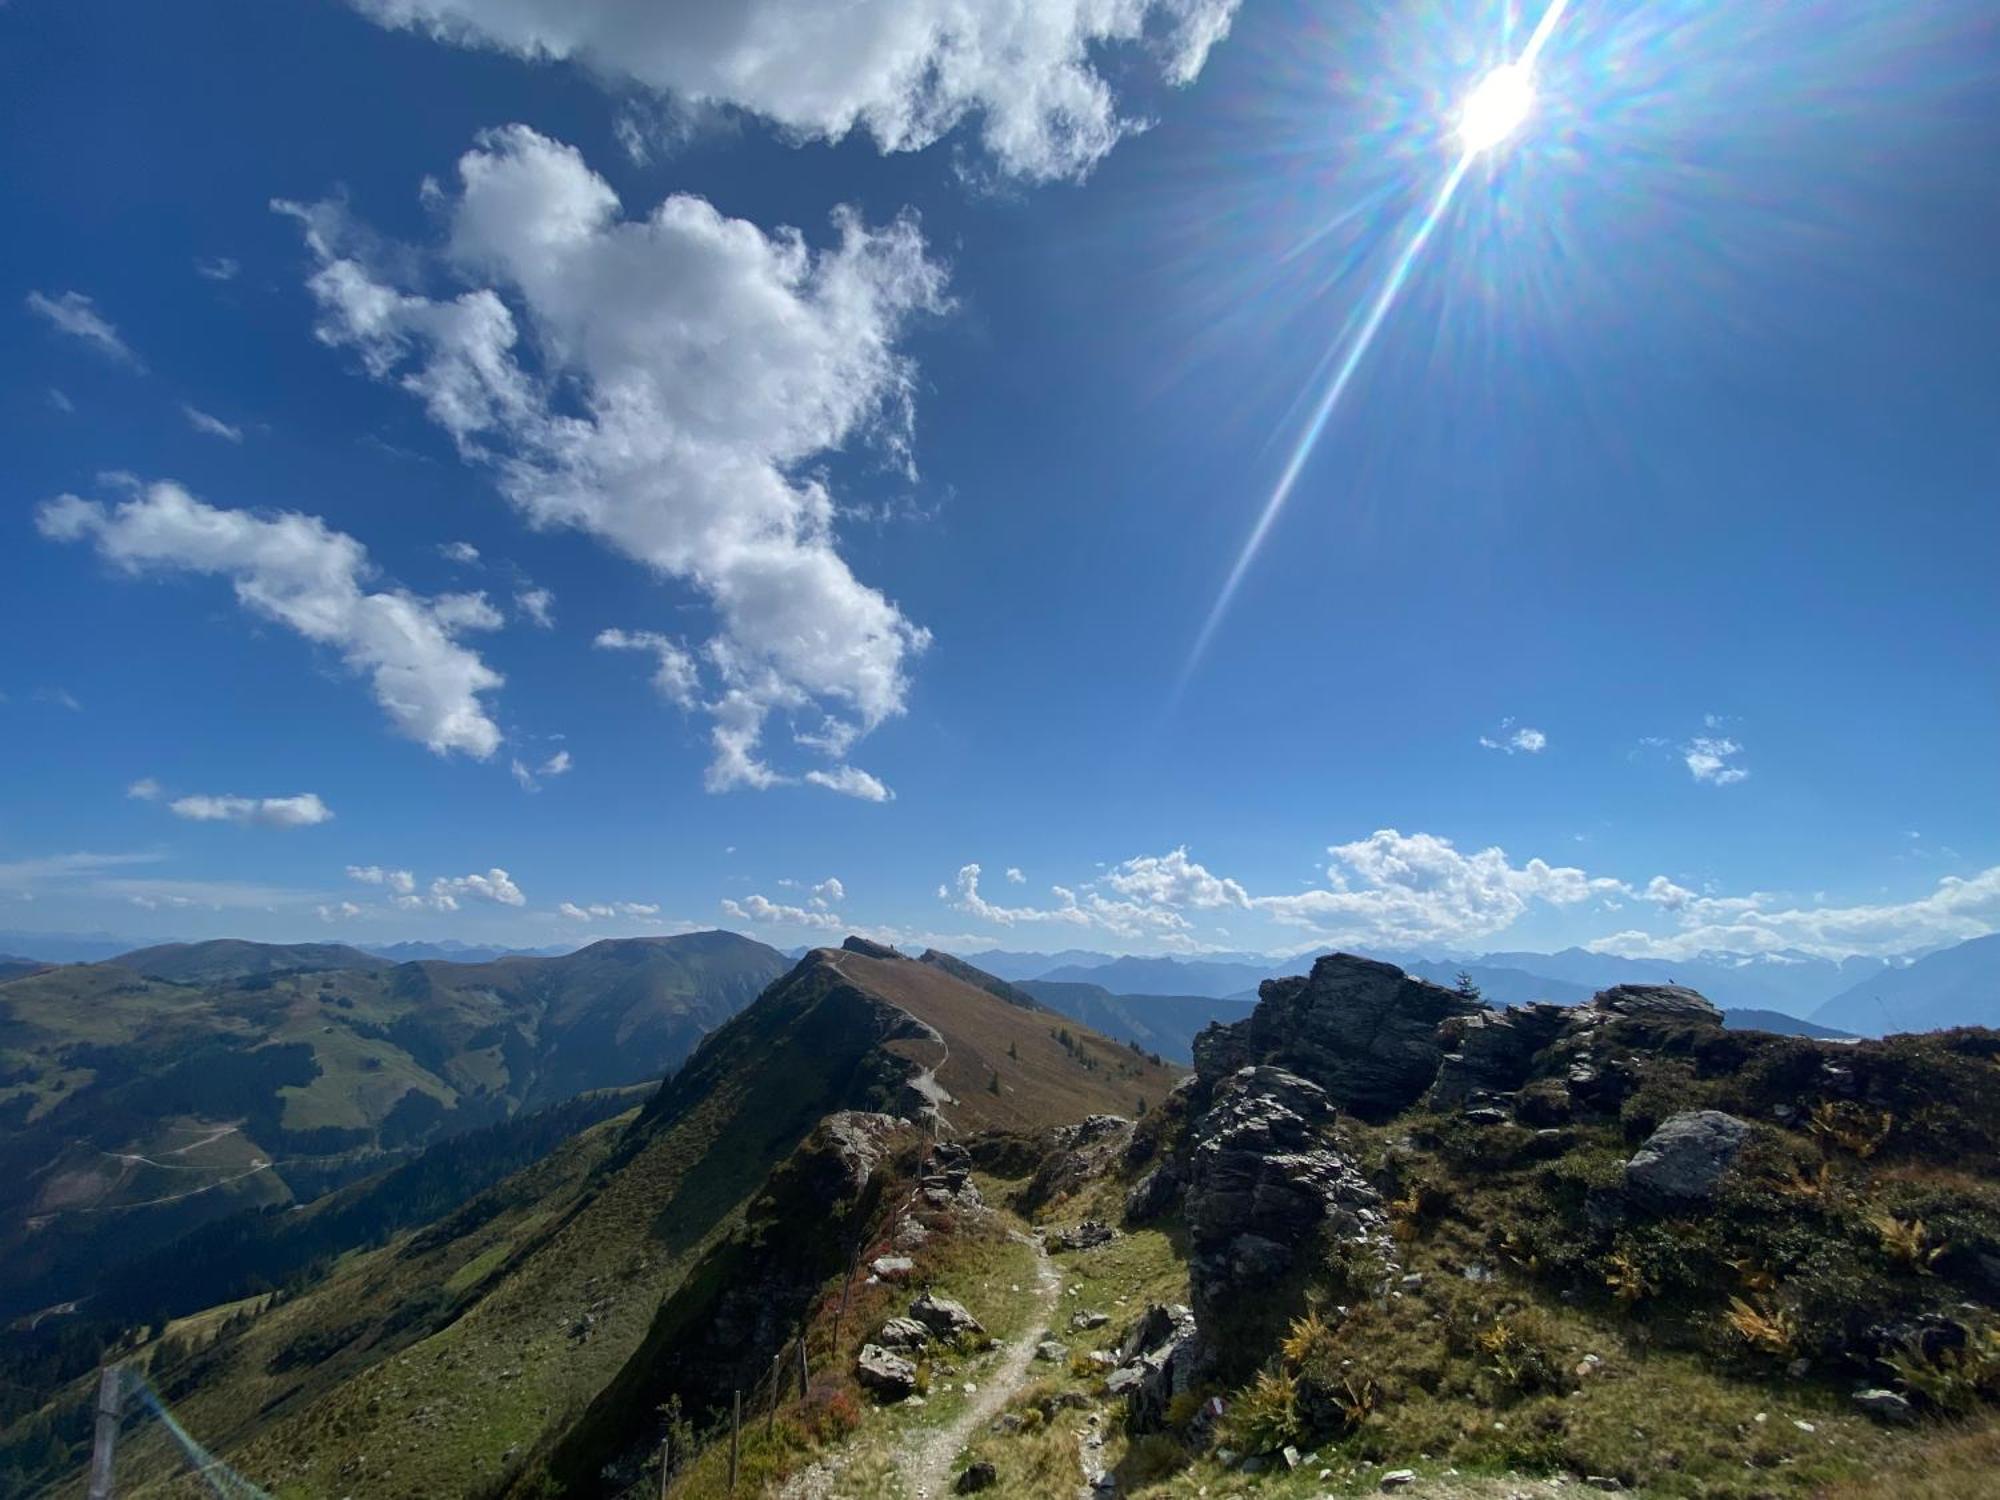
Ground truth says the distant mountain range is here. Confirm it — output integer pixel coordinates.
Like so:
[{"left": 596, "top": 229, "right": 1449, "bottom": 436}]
[
  {"left": 1811, "top": 932, "right": 2000, "bottom": 1036},
  {"left": 966, "top": 937, "right": 1985, "bottom": 1036},
  {"left": 0, "top": 932, "right": 790, "bottom": 1318}
]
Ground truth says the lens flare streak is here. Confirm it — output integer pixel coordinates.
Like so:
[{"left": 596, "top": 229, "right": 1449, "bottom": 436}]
[{"left": 1181, "top": 0, "right": 1574, "bottom": 683}]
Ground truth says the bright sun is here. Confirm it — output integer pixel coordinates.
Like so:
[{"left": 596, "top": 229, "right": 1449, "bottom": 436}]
[{"left": 1458, "top": 62, "right": 1535, "bottom": 153}]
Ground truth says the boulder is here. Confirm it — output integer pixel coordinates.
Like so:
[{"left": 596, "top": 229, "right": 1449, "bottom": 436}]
[
  {"left": 1052, "top": 1219, "right": 1118, "bottom": 1252},
  {"left": 875, "top": 1316, "right": 931, "bottom": 1349},
  {"left": 1194, "top": 954, "right": 1485, "bottom": 1120},
  {"left": 1591, "top": 984, "right": 1722, "bottom": 1027},
  {"left": 871, "top": 1255, "right": 915, "bottom": 1280},
  {"left": 1853, "top": 1389, "right": 1915, "bottom": 1424},
  {"left": 1118, "top": 1303, "right": 1197, "bottom": 1366},
  {"left": 1104, "top": 1365, "right": 1145, "bottom": 1396},
  {"left": 1035, "top": 1340, "right": 1070, "bottom": 1362},
  {"left": 1624, "top": 1111, "right": 1752, "bottom": 1200},
  {"left": 855, "top": 1344, "right": 917, "bottom": 1399},
  {"left": 910, "top": 1291, "right": 985, "bottom": 1339},
  {"left": 955, "top": 1460, "right": 998, "bottom": 1493},
  {"left": 1071, "top": 1309, "right": 1111, "bottom": 1331},
  {"left": 1018, "top": 1115, "right": 1133, "bottom": 1212}
]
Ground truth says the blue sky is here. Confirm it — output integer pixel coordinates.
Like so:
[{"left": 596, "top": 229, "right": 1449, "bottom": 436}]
[{"left": 3, "top": 0, "right": 1996, "bottom": 962}]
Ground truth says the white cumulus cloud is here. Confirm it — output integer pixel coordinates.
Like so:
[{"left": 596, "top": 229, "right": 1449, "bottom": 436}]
[
  {"left": 722, "top": 892, "right": 844, "bottom": 931},
  {"left": 284, "top": 130, "right": 937, "bottom": 797},
  {"left": 439, "top": 540, "right": 482, "bottom": 565},
  {"left": 1100, "top": 846, "right": 1250, "bottom": 909},
  {"left": 559, "top": 898, "right": 661, "bottom": 921},
  {"left": 39, "top": 479, "right": 506, "bottom": 758},
  {"left": 1252, "top": 829, "right": 1630, "bottom": 947},
  {"left": 126, "top": 777, "right": 162, "bottom": 801},
  {"left": 427, "top": 867, "right": 526, "bottom": 910},
  {"left": 169, "top": 792, "right": 334, "bottom": 828},
  {"left": 347, "top": 0, "right": 1238, "bottom": 182},
  {"left": 347, "top": 864, "right": 417, "bottom": 895},
  {"left": 942, "top": 863, "right": 1193, "bottom": 941},
  {"left": 1684, "top": 734, "right": 1749, "bottom": 786},
  {"left": 1479, "top": 719, "right": 1547, "bottom": 755}
]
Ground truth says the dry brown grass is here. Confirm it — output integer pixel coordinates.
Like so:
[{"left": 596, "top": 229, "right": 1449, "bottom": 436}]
[
  {"left": 1812, "top": 1418, "right": 2000, "bottom": 1500},
  {"left": 823, "top": 950, "right": 1185, "bottom": 1131}
]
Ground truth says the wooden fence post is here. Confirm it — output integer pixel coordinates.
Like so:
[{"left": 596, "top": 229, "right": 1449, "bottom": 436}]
[
  {"left": 658, "top": 1435, "right": 669, "bottom": 1500},
  {"left": 796, "top": 1334, "right": 809, "bottom": 1399},
  {"left": 766, "top": 1353, "right": 780, "bottom": 1438},
  {"left": 727, "top": 1389, "right": 741, "bottom": 1493}
]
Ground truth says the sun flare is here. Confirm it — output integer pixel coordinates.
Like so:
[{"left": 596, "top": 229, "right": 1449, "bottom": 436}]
[{"left": 1458, "top": 62, "right": 1535, "bottom": 153}]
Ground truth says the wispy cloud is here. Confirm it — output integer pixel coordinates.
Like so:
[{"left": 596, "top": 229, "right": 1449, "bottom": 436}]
[
  {"left": 25, "top": 290, "right": 144, "bottom": 369},
  {"left": 1478, "top": 718, "right": 1548, "bottom": 755},
  {"left": 183, "top": 405, "right": 245, "bottom": 443}
]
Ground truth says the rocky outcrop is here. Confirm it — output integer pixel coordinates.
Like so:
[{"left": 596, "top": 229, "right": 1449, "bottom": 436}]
[
  {"left": 1624, "top": 1110, "right": 1752, "bottom": 1200},
  {"left": 917, "top": 1141, "right": 985, "bottom": 1212},
  {"left": 1182, "top": 1067, "right": 1380, "bottom": 1344},
  {"left": 856, "top": 1344, "right": 918, "bottom": 1399},
  {"left": 1428, "top": 1004, "right": 1569, "bottom": 1109},
  {"left": 1592, "top": 984, "right": 1723, "bottom": 1026},
  {"left": 875, "top": 1316, "right": 930, "bottom": 1349},
  {"left": 910, "top": 1291, "right": 985, "bottom": 1339},
  {"left": 1113, "top": 1302, "right": 1200, "bottom": 1431},
  {"left": 1124, "top": 1160, "right": 1181, "bottom": 1223},
  {"left": 1017, "top": 1114, "right": 1133, "bottom": 1212},
  {"left": 1193, "top": 954, "right": 1485, "bottom": 1121}
]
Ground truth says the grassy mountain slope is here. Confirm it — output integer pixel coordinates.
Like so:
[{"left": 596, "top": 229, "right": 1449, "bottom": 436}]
[
  {"left": 111, "top": 939, "right": 394, "bottom": 983},
  {"left": 77, "top": 943, "right": 1182, "bottom": 1497},
  {"left": 0, "top": 932, "right": 787, "bottom": 1318}
]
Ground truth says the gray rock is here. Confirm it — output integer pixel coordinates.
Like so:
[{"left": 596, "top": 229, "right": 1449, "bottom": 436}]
[
  {"left": 1381, "top": 1470, "right": 1417, "bottom": 1490},
  {"left": 954, "top": 1460, "right": 998, "bottom": 1493},
  {"left": 875, "top": 1316, "right": 931, "bottom": 1349},
  {"left": 1591, "top": 984, "right": 1722, "bottom": 1027},
  {"left": 910, "top": 1292, "right": 985, "bottom": 1339},
  {"left": 1124, "top": 1162, "right": 1181, "bottom": 1223},
  {"left": 1118, "top": 1303, "right": 1197, "bottom": 1365},
  {"left": 1052, "top": 1219, "right": 1118, "bottom": 1251},
  {"left": 1429, "top": 1004, "right": 1569, "bottom": 1108},
  {"left": 1071, "top": 1309, "right": 1111, "bottom": 1330},
  {"left": 1035, "top": 1340, "right": 1070, "bottom": 1362},
  {"left": 1182, "top": 1067, "right": 1379, "bottom": 1338},
  {"left": 1624, "top": 1110, "right": 1752, "bottom": 1200},
  {"left": 871, "top": 1255, "right": 915, "bottom": 1280},
  {"left": 855, "top": 1344, "right": 917, "bottom": 1399},
  {"left": 1194, "top": 953, "right": 1485, "bottom": 1120},
  {"left": 1852, "top": 1388, "right": 1916, "bottom": 1424},
  {"left": 1104, "top": 1365, "right": 1145, "bottom": 1396}
]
